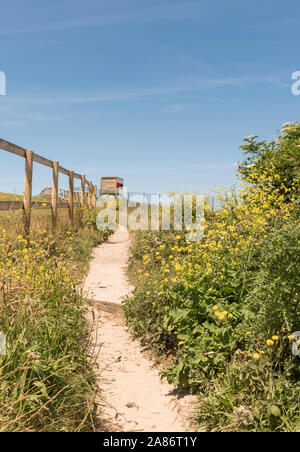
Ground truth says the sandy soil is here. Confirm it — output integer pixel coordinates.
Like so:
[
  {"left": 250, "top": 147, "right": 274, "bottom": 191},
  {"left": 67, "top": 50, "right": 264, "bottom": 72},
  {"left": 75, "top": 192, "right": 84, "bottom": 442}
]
[
  {"left": 84, "top": 227, "right": 134, "bottom": 306},
  {"left": 84, "top": 228, "right": 196, "bottom": 432}
]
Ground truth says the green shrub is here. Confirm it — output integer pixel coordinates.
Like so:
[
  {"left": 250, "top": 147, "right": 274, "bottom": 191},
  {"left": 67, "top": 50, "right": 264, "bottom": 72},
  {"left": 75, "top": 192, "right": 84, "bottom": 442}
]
[
  {"left": 124, "top": 123, "right": 300, "bottom": 431},
  {"left": 247, "top": 222, "right": 300, "bottom": 339},
  {"left": 0, "top": 209, "right": 111, "bottom": 431}
]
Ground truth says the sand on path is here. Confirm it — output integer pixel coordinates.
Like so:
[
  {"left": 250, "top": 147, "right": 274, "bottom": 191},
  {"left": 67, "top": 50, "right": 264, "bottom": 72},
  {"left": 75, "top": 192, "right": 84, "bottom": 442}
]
[{"left": 84, "top": 228, "right": 195, "bottom": 432}]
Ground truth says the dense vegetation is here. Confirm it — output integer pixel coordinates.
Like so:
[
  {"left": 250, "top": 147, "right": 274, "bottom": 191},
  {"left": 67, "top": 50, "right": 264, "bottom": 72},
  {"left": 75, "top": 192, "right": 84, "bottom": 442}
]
[
  {"left": 124, "top": 122, "right": 300, "bottom": 432},
  {"left": 0, "top": 207, "right": 110, "bottom": 431}
]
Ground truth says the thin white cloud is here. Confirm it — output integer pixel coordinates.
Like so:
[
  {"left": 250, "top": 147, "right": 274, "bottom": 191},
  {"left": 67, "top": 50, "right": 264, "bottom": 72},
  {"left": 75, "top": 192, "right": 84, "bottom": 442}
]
[
  {"left": 0, "top": 74, "right": 285, "bottom": 109},
  {"left": 0, "top": 120, "right": 24, "bottom": 127},
  {"left": 161, "top": 104, "right": 186, "bottom": 114},
  {"left": 0, "top": 2, "right": 299, "bottom": 37},
  {"left": 0, "top": 109, "right": 102, "bottom": 125},
  {"left": 81, "top": 162, "right": 236, "bottom": 177},
  {"left": 0, "top": 15, "right": 119, "bottom": 36},
  {"left": 0, "top": 2, "right": 208, "bottom": 36},
  {"left": 4, "top": 112, "right": 71, "bottom": 121},
  {"left": 72, "top": 166, "right": 98, "bottom": 174}
]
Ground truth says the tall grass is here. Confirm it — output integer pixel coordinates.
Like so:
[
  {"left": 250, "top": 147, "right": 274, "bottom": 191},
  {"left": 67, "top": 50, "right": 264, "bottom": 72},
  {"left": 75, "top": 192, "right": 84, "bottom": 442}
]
[
  {"left": 123, "top": 124, "right": 300, "bottom": 431},
  {"left": 0, "top": 207, "right": 110, "bottom": 431}
]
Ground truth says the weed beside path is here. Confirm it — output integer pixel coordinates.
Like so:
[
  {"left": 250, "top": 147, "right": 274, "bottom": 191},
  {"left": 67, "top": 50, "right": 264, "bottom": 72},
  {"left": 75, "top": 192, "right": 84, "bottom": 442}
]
[{"left": 0, "top": 207, "right": 111, "bottom": 431}]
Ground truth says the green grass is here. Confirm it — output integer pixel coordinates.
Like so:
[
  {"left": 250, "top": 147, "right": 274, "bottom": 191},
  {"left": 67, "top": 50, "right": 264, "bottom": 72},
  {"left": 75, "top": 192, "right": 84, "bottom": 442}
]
[
  {"left": 0, "top": 207, "right": 111, "bottom": 431},
  {"left": 0, "top": 192, "right": 23, "bottom": 201},
  {"left": 123, "top": 175, "right": 300, "bottom": 431},
  {"left": 0, "top": 192, "right": 50, "bottom": 202}
]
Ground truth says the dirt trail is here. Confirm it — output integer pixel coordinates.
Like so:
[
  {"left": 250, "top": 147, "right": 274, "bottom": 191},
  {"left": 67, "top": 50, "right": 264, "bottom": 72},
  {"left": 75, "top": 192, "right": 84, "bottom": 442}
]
[{"left": 84, "top": 228, "right": 195, "bottom": 432}]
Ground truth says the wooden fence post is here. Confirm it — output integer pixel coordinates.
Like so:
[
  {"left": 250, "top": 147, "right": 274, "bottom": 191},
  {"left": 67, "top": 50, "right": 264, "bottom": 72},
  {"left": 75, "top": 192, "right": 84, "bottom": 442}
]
[
  {"left": 93, "top": 185, "right": 97, "bottom": 208},
  {"left": 88, "top": 181, "right": 93, "bottom": 208},
  {"left": 68, "top": 170, "right": 74, "bottom": 221},
  {"left": 81, "top": 174, "right": 85, "bottom": 206},
  {"left": 23, "top": 150, "right": 33, "bottom": 235},
  {"left": 51, "top": 161, "right": 59, "bottom": 229}
]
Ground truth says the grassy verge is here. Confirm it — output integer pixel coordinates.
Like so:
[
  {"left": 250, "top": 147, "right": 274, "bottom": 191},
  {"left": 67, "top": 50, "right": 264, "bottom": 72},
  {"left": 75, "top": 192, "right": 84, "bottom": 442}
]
[
  {"left": 123, "top": 124, "right": 300, "bottom": 432},
  {"left": 0, "top": 206, "right": 111, "bottom": 431},
  {"left": 0, "top": 192, "right": 50, "bottom": 202}
]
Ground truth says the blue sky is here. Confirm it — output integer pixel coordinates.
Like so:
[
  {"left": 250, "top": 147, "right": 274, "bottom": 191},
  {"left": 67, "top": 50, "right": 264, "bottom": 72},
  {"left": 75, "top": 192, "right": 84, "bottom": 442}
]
[{"left": 0, "top": 0, "right": 299, "bottom": 195}]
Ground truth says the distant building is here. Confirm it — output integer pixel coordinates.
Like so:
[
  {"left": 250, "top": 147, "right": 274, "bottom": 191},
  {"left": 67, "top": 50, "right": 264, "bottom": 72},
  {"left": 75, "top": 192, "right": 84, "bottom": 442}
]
[
  {"left": 100, "top": 177, "right": 124, "bottom": 196},
  {"left": 40, "top": 187, "right": 52, "bottom": 197},
  {"left": 40, "top": 187, "right": 81, "bottom": 199}
]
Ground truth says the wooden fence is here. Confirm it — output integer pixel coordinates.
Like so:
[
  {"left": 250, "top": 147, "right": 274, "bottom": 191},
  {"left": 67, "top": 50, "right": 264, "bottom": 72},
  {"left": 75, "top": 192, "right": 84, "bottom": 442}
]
[{"left": 0, "top": 138, "right": 97, "bottom": 234}]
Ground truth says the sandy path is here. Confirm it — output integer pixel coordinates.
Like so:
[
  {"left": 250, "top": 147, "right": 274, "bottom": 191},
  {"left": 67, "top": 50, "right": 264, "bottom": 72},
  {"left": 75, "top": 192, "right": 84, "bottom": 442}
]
[
  {"left": 85, "top": 228, "right": 195, "bottom": 432},
  {"left": 84, "top": 227, "right": 134, "bottom": 306}
]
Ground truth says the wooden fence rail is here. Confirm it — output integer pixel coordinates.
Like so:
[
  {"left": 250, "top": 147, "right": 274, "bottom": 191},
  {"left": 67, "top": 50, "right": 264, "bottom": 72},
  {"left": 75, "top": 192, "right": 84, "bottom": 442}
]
[{"left": 0, "top": 138, "right": 97, "bottom": 234}]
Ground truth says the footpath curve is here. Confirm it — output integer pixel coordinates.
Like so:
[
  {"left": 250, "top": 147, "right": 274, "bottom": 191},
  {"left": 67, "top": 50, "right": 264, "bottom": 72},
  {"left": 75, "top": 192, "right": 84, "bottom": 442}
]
[{"left": 85, "top": 228, "right": 195, "bottom": 432}]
